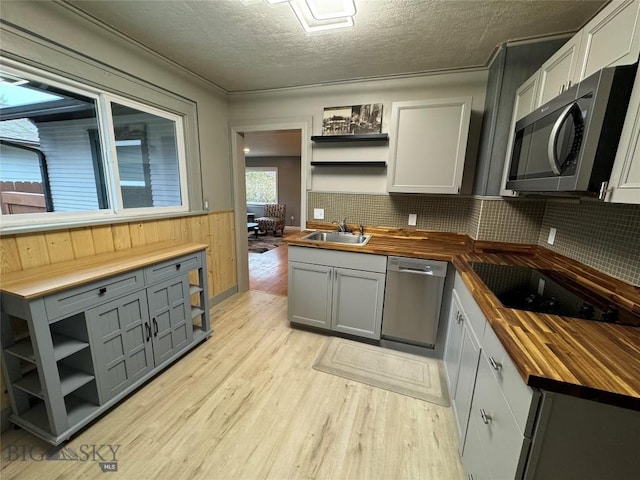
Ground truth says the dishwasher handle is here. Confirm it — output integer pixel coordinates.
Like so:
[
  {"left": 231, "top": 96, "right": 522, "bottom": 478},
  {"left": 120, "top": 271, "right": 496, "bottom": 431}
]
[
  {"left": 397, "top": 266, "right": 440, "bottom": 276},
  {"left": 387, "top": 257, "right": 448, "bottom": 277}
]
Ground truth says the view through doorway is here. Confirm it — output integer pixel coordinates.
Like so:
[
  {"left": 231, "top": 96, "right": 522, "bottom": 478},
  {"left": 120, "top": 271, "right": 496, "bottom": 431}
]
[{"left": 231, "top": 121, "right": 310, "bottom": 294}]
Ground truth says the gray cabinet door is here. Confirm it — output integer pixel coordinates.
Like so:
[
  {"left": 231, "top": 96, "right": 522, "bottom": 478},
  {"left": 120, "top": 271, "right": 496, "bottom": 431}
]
[
  {"left": 443, "top": 292, "right": 465, "bottom": 399},
  {"left": 331, "top": 267, "right": 385, "bottom": 339},
  {"left": 147, "top": 275, "right": 193, "bottom": 367},
  {"left": 462, "top": 413, "right": 491, "bottom": 480},
  {"left": 452, "top": 320, "right": 481, "bottom": 454},
  {"left": 87, "top": 290, "right": 154, "bottom": 403},
  {"left": 287, "top": 261, "right": 332, "bottom": 329}
]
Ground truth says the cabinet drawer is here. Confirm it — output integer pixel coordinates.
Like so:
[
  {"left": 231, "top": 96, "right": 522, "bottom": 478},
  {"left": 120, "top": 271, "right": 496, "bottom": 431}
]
[
  {"left": 144, "top": 252, "right": 203, "bottom": 284},
  {"left": 483, "top": 324, "right": 537, "bottom": 436},
  {"left": 288, "top": 246, "right": 387, "bottom": 273},
  {"left": 45, "top": 270, "right": 144, "bottom": 321}
]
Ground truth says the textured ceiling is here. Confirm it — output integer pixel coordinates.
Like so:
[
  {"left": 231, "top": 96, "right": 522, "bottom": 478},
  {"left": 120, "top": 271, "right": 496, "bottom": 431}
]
[{"left": 66, "top": 0, "right": 607, "bottom": 93}]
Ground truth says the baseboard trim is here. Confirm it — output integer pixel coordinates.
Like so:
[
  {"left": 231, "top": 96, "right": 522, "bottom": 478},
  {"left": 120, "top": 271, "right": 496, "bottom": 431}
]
[{"left": 210, "top": 286, "right": 238, "bottom": 306}]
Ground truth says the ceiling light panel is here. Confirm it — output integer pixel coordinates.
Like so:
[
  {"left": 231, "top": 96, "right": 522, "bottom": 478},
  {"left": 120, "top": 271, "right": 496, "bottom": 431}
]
[
  {"left": 289, "top": 0, "right": 354, "bottom": 33},
  {"left": 305, "top": 0, "right": 355, "bottom": 21}
]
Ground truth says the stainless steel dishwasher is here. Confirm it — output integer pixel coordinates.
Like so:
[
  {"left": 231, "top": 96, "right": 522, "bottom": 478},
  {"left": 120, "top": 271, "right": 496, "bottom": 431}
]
[{"left": 382, "top": 256, "right": 448, "bottom": 347}]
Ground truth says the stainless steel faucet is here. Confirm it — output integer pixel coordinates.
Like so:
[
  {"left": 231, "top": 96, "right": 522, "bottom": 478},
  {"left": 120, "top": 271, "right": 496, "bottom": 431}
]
[{"left": 332, "top": 218, "right": 350, "bottom": 233}]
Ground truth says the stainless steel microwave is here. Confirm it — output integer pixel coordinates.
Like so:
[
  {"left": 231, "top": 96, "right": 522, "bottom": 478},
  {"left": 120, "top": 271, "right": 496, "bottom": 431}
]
[{"left": 506, "top": 63, "right": 637, "bottom": 195}]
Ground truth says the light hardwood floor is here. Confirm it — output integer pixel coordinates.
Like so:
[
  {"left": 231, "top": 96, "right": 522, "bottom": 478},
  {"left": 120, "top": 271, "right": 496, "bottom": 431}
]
[
  {"left": 248, "top": 227, "right": 298, "bottom": 297},
  {"left": 0, "top": 291, "right": 464, "bottom": 480},
  {"left": 249, "top": 245, "right": 288, "bottom": 296}
]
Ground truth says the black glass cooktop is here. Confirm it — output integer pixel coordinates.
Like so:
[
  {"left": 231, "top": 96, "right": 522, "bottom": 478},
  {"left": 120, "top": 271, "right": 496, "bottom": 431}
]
[{"left": 469, "top": 262, "right": 639, "bottom": 326}]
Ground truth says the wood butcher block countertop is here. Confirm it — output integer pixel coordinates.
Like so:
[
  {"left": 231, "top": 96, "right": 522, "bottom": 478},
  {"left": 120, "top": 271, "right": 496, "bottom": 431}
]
[
  {"left": 286, "top": 224, "right": 640, "bottom": 411},
  {"left": 1, "top": 241, "right": 208, "bottom": 300}
]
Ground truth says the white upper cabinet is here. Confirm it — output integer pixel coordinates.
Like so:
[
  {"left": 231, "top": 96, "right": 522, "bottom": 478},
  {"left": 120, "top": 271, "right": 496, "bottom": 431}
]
[
  {"left": 575, "top": 0, "right": 640, "bottom": 80},
  {"left": 512, "top": 72, "right": 541, "bottom": 122},
  {"left": 536, "top": 35, "right": 582, "bottom": 106},
  {"left": 500, "top": 72, "right": 540, "bottom": 197},
  {"left": 502, "top": 0, "right": 640, "bottom": 202},
  {"left": 537, "top": 0, "right": 640, "bottom": 108},
  {"left": 387, "top": 97, "right": 472, "bottom": 194},
  {"left": 607, "top": 66, "right": 640, "bottom": 203}
]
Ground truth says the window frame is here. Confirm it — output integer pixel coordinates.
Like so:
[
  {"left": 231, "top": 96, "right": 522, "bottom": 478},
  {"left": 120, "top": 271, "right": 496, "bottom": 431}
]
[
  {"left": 245, "top": 166, "right": 279, "bottom": 205},
  {"left": 0, "top": 61, "right": 190, "bottom": 231}
]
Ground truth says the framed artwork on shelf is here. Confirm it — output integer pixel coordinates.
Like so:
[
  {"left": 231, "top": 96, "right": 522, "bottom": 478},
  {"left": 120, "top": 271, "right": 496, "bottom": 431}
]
[{"left": 322, "top": 103, "right": 382, "bottom": 135}]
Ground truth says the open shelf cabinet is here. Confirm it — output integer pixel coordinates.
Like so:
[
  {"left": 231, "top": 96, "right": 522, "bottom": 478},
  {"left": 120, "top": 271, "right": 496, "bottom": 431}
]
[{"left": 1, "top": 243, "right": 212, "bottom": 446}]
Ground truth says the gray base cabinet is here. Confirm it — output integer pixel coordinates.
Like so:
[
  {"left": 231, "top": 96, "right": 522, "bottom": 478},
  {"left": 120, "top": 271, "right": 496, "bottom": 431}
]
[
  {"left": 0, "top": 244, "right": 211, "bottom": 445},
  {"left": 444, "top": 272, "right": 538, "bottom": 479},
  {"left": 288, "top": 246, "right": 386, "bottom": 340},
  {"left": 444, "top": 287, "right": 483, "bottom": 453},
  {"left": 451, "top": 317, "right": 481, "bottom": 452},
  {"left": 446, "top": 272, "right": 640, "bottom": 479}
]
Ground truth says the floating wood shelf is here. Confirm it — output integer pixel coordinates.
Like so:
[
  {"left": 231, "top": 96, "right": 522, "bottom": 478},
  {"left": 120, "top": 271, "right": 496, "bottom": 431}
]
[
  {"left": 310, "top": 161, "right": 387, "bottom": 167},
  {"left": 311, "top": 134, "right": 389, "bottom": 143}
]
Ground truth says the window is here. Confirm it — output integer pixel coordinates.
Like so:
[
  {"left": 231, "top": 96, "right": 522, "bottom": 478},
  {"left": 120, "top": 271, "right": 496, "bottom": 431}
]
[
  {"left": 245, "top": 167, "right": 278, "bottom": 204},
  {"left": 0, "top": 62, "right": 188, "bottom": 228}
]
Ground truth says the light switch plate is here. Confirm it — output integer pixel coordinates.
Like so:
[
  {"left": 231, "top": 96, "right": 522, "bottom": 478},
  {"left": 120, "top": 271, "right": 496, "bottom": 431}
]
[
  {"left": 408, "top": 214, "right": 417, "bottom": 226},
  {"left": 547, "top": 227, "right": 557, "bottom": 245},
  {"left": 314, "top": 208, "right": 325, "bottom": 220}
]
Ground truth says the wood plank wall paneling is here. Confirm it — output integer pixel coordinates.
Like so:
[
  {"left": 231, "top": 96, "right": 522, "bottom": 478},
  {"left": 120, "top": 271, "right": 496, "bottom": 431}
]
[{"left": 0, "top": 211, "right": 237, "bottom": 413}]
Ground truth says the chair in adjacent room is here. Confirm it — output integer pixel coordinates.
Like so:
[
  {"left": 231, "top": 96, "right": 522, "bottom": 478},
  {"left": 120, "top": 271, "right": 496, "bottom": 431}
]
[{"left": 255, "top": 204, "right": 286, "bottom": 236}]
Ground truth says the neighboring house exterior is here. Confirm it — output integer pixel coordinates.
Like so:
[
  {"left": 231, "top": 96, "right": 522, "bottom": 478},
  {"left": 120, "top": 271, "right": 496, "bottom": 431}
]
[{"left": 1, "top": 107, "right": 181, "bottom": 213}]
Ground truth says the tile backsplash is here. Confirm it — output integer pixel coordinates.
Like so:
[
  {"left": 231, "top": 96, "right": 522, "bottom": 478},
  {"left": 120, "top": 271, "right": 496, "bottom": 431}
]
[
  {"left": 307, "top": 192, "right": 472, "bottom": 233},
  {"left": 472, "top": 198, "right": 545, "bottom": 244},
  {"left": 540, "top": 200, "right": 640, "bottom": 286},
  {"left": 307, "top": 192, "right": 640, "bottom": 285}
]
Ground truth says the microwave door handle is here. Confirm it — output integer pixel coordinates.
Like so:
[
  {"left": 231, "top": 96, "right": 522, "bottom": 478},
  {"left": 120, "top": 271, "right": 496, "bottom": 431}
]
[{"left": 547, "top": 102, "right": 580, "bottom": 175}]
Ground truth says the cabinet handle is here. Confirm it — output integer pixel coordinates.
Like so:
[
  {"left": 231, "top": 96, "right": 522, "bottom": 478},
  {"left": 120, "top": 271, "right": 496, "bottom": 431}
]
[
  {"left": 480, "top": 408, "right": 492, "bottom": 425},
  {"left": 98, "top": 287, "right": 107, "bottom": 295},
  {"left": 567, "top": 80, "right": 572, "bottom": 88},
  {"left": 176, "top": 263, "right": 181, "bottom": 270},
  {"left": 153, "top": 318, "right": 158, "bottom": 337},
  {"left": 457, "top": 312, "right": 464, "bottom": 324},
  {"left": 145, "top": 322, "right": 151, "bottom": 342},
  {"left": 489, "top": 356, "right": 502, "bottom": 371}
]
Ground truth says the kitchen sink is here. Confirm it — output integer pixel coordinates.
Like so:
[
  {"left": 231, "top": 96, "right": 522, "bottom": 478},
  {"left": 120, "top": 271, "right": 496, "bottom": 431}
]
[{"left": 302, "top": 231, "right": 372, "bottom": 246}]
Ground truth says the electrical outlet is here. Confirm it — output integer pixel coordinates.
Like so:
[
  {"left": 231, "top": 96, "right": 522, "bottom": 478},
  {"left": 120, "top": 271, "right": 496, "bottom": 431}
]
[
  {"left": 408, "top": 214, "right": 417, "bottom": 226},
  {"left": 314, "top": 208, "right": 324, "bottom": 220},
  {"left": 547, "top": 227, "right": 557, "bottom": 245}
]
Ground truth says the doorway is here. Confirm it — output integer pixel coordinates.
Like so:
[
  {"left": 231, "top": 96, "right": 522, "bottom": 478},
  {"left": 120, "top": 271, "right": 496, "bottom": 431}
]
[{"left": 231, "top": 118, "right": 311, "bottom": 293}]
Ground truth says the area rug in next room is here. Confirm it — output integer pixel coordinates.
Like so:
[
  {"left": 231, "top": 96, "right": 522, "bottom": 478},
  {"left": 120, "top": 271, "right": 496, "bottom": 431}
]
[
  {"left": 313, "top": 337, "right": 450, "bottom": 407},
  {"left": 248, "top": 234, "right": 284, "bottom": 253}
]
